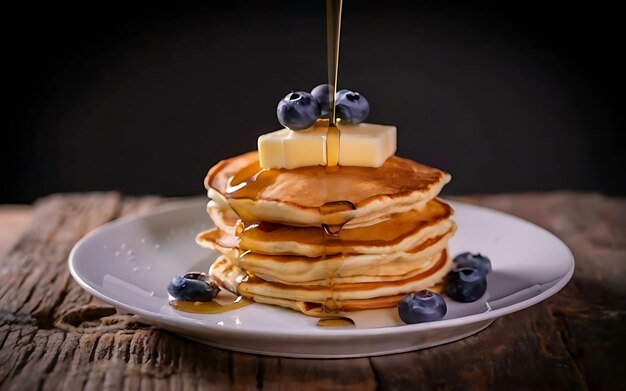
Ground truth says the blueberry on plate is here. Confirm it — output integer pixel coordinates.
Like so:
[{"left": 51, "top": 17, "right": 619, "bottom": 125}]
[
  {"left": 311, "top": 84, "right": 332, "bottom": 118},
  {"left": 277, "top": 91, "right": 321, "bottom": 130},
  {"left": 445, "top": 267, "right": 487, "bottom": 303},
  {"left": 167, "top": 272, "right": 220, "bottom": 302},
  {"left": 398, "top": 290, "right": 447, "bottom": 324},
  {"left": 335, "top": 89, "right": 369, "bottom": 124},
  {"left": 453, "top": 252, "right": 492, "bottom": 276}
]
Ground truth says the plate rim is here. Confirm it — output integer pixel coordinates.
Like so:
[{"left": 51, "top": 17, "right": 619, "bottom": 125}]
[{"left": 68, "top": 198, "right": 575, "bottom": 339}]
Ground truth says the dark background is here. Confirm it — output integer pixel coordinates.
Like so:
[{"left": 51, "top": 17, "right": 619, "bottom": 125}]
[{"left": 2, "top": 1, "right": 623, "bottom": 203}]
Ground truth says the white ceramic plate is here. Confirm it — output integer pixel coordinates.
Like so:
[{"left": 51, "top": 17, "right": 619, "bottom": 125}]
[{"left": 69, "top": 199, "right": 574, "bottom": 358}]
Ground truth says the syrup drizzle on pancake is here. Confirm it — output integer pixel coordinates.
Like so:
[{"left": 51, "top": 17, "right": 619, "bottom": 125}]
[
  {"left": 215, "top": 154, "right": 447, "bottom": 209},
  {"left": 235, "top": 200, "right": 451, "bottom": 254}
]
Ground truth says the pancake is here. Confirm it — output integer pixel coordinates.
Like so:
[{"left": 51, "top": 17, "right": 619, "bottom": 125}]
[
  {"left": 206, "top": 151, "right": 450, "bottom": 226},
  {"left": 199, "top": 198, "right": 454, "bottom": 257},
  {"left": 197, "top": 226, "right": 456, "bottom": 285},
  {"left": 210, "top": 249, "right": 452, "bottom": 315},
  {"left": 199, "top": 150, "right": 456, "bottom": 316}
]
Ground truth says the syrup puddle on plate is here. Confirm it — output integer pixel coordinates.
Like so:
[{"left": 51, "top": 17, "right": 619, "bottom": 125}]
[
  {"left": 170, "top": 294, "right": 252, "bottom": 314},
  {"left": 317, "top": 316, "right": 356, "bottom": 328}
]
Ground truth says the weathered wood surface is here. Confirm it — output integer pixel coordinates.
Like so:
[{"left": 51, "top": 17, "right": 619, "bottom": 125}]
[
  {"left": 0, "top": 205, "right": 31, "bottom": 260},
  {"left": 0, "top": 191, "right": 624, "bottom": 390}
]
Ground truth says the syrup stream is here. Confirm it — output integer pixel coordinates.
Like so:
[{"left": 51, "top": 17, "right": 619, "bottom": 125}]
[
  {"left": 326, "top": 0, "right": 343, "bottom": 167},
  {"left": 322, "top": 0, "right": 344, "bottom": 307},
  {"left": 326, "top": 0, "right": 343, "bottom": 125}
]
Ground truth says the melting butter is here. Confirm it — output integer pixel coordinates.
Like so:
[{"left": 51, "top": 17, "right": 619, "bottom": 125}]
[{"left": 257, "top": 122, "right": 396, "bottom": 169}]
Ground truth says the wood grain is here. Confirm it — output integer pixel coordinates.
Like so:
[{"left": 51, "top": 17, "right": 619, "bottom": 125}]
[
  {"left": 0, "top": 205, "right": 31, "bottom": 260},
  {"left": 0, "top": 192, "right": 624, "bottom": 390}
]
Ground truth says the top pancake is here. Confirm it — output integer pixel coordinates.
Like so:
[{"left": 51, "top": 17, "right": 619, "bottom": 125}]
[{"left": 206, "top": 151, "right": 450, "bottom": 226}]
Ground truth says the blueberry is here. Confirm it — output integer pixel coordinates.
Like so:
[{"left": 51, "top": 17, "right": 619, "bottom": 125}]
[
  {"left": 397, "top": 290, "right": 447, "bottom": 324},
  {"left": 277, "top": 91, "right": 321, "bottom": 130},
  {"left": 335, "top": 89, "right": 369, "bottom": 124},
  {"left": 311, "top": 84, "right": 332, "bottom": 118},
  {"left": 453, "top": 252, "right": 492, "bottom": 276},
  {"left": 445, "top": 267, "right": 487, "bottom": 303},
  {"left": 167, "top": 272, "right": 220, "bottom": 302}
]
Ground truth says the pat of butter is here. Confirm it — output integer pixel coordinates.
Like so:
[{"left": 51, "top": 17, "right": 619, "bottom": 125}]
[{"left": 258, "top": 122, "right": 397, "bottom": 169}]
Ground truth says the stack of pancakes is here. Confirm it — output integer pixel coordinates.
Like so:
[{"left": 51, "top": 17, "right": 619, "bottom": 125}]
[{"left": 197, "top": 151, "right": 455, "bottom": 316}]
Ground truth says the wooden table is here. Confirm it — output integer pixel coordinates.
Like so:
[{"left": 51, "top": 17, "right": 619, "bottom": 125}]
[{"left": 0, "top": 192, "right": 624, "bottom": 390}]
